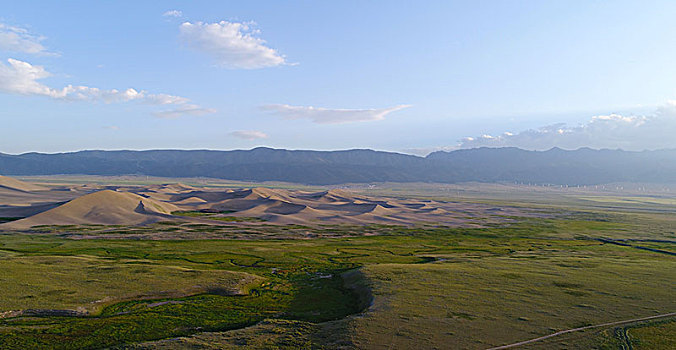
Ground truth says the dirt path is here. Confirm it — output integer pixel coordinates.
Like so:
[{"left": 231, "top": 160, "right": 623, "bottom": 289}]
[{"left": 486, "top": 312, "right": 676, "bottom": 349}]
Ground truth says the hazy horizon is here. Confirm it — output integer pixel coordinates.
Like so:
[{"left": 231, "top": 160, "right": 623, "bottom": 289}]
[{"left": 4, "top": 144, "right": 676, "bottom": 158}]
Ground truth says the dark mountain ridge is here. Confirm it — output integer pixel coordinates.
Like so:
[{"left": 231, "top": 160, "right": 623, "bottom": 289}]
[{"left": 1, "top": 147, "right": 675, "bottom": 185}]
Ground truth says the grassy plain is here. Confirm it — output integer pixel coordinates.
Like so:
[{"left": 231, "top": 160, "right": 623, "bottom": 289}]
[
  {"left": 629, "top": 320, "right": 676, "bottom": 349},
  {"left": 0, "top": 254, "right": 259, "bottom": 313},
  {"left": 0, "top": 184, "right": 674, "bottom": 349}
]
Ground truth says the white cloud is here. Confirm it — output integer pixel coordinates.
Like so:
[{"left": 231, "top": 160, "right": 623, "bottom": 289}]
[
  {"left": 179, "top": 21, "right": 287, "bottom": 69},
  {"left": 262, "top": 104, "right": 411, "bottom": 124},
  {"left": 0, "top": 58, "right": 211, "bottom": 117},
  {"left": 0, "top": 58, "right": 55, "bottom": 96},
  {"left": 163, "top": 10, "right": 183, "bottom": 18},
  {"left": 0, "top": 23, "right": 54, "bottom": 55},
  {"left": 153, "top": 104, "right": 216, "bottom": 119},
  {"left": 229, "top": 130, "right": 268, "bottom": 140},
  {"left": 103, "top": 125, "right": 119, "bottom": 131},
  {"left": 143, "top": 93, "right": 189, "bottom": 105},
  {"left": 459, "top": 101, "right": 676, "bottom": 151},
  {"left": 54, "top": 85, "right": 189, "bottom": 104},
  {"left": 400, "top": 146, "right": 457, "bottom": 156}
]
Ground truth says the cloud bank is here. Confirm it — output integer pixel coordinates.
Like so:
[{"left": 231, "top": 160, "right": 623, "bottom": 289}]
[
  {"left": 262, "top": 104, "right": 411, "bottom": 124},
  {"left": 0, "top": 58, "right": 212, "bottom": 118},
  {"left": 179, "top": 21, "right": 287, "bottom": 69},
  {"left": 0, "top": 23, "right": 54, "bottom": 55},
  {"left": 460, "top": 101, "right": 676, "bottom": 151},
  {"left": 153, "top": 104, "right": 216, "bottom": 119},
  {"left": 163, "top": 10, "right": 183, "bottom": 18},
  {"left": 0, "top": 22, "right": 210, "bottom": 118},
  {"left": 229, "top": 130, "right": 268, "bottom": 140}
]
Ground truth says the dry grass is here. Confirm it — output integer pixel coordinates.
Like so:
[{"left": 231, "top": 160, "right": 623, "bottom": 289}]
[
  {"left": 0, "top": 255, "right": 259, "bottom": 314},
  {"left": 345, "top": 248, "right": 675, "bottom": 349}
]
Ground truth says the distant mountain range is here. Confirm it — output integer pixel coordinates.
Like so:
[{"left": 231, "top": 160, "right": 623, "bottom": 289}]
[{"left": 1, "top": 147, "right": 675, "bottom": 185}]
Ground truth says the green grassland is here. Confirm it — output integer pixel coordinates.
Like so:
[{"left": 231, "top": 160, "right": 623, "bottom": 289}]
[
  {"left": 347, "top": 254, "right": 674, "bottom": 349},
  {"left": 0, "top": 208, "right": 674, "bottom": 348},
  {"left": 629, "top": 320, "right": 676, "bottom": 349},
  {"left": 577, "top": 195, "right": 676, "bottom": 206},
  {"left": 0, "top": 254, "right": 260, "bottom": 313}
]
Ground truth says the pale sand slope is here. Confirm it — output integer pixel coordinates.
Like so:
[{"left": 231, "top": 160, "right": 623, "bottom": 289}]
[
  {"left": 3, "top": 190, "right": 179, "bottom": 229},
  {"left": 0, "top": 175, "right": 48, "bottom": 192},
  {"left": 160, "top": 188, "right": 537, "bottom": 225},
  {"left": 0, "top": 173, "right": 543, "bottom": 229},
  {"left": 0, "top": 176, "right": 84, "bottom": 218}
]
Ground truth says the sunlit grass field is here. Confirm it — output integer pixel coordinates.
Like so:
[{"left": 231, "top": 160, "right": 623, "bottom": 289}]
[
  {"left": 0, "top": 254, "right": 260, "bottom": 313},
  {"left": 0, "top": 204, "right": 674, "bottom": 349}
]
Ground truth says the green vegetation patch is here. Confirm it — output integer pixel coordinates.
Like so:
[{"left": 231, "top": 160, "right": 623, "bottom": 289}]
[
  {"left": 629, "top": 319, "right": 676, "bottom": 349},
  {"left": 0, "top": 255, "right": 259, "bottom": 314},
  {"left": 0, "top": 211, "right": 673, "bottom": 349}
]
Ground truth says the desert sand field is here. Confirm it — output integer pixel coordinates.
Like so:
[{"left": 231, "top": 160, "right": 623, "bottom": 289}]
[{"left": 0, "top": 175, "right": 543, "bottom": 231}]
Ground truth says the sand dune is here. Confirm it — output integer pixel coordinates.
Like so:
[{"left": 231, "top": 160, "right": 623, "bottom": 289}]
[
  {"left": 200, "top": 188, "right": 452, "bottom": 224},
  {"left": 0, "top": 177, "right": 82, "bottom": 218},
  {"left": 316, "top": 202, "right": 388, "bottom": 215},
  {"left": 0, "top": 202, "right": 66, "bottom": 218},
  {"left": 0, "top": 176, "right": 48, "bottom": 192},
  {"left": 263, "top": 201, "right": 308, "bottom": 215},
  {"left": 358, "top": 204, "right": 397, "bottom": 216},
  {"left": 0, "top": 175, "right": 540, "bottom": 230},
  {"left": 152, "top": 183, "right": 197, "bottom": 193},
  {"left": 248, "top": 187, "right": 293, "bottom": 200},
  {"left": 418, "top": 208, "right": 449, "bottom": 215},
  {"left": 172, "top": 197, "right": 208, "bottom": 205},
  {"left": 3, "top": 190, "right": 179, "bottom": 229},
  {"left": 310, "top": 189, "right": 356, "bottom": 202},
  {"left": 134, "top": 183, "right": 200, "bottom": 201},
  {"left": 171, "top": 189, "right": 247, "bottom": 203},
  {"left": 207, "top": 197, "right": 272, "bottom": 212}
]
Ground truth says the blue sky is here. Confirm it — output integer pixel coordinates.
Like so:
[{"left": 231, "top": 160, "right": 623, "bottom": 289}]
[{"left": 1, "top": 1, "right": 676, "bottom": 155}]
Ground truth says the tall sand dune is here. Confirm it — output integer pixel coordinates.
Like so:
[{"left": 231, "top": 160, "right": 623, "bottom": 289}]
[
  {"left": 297, "top": 189, "right": 356, "bottom": 203},
  {"left": 2, "top": 190, "right": 179, "bottom": 229},
  {"left": 154, "top": 183, "right": 197, "bottom": 193},
  {"left": 172, "top": 197, "right": 208, "bottom": 205},
  {"left": 0, "top": 202, "right": 66, "bottom": 218},
  {"left": 0, "top": 183, "right": 539, "bottom": 230},
  {"left": 171, "top": 189, "right": 252, "bottom": 203},
  {"left": 209, "top": 197, "right": 277, "bottom": 212},
  {"left": 0, "top": 175, "right": 48, "bottom": 192}
]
